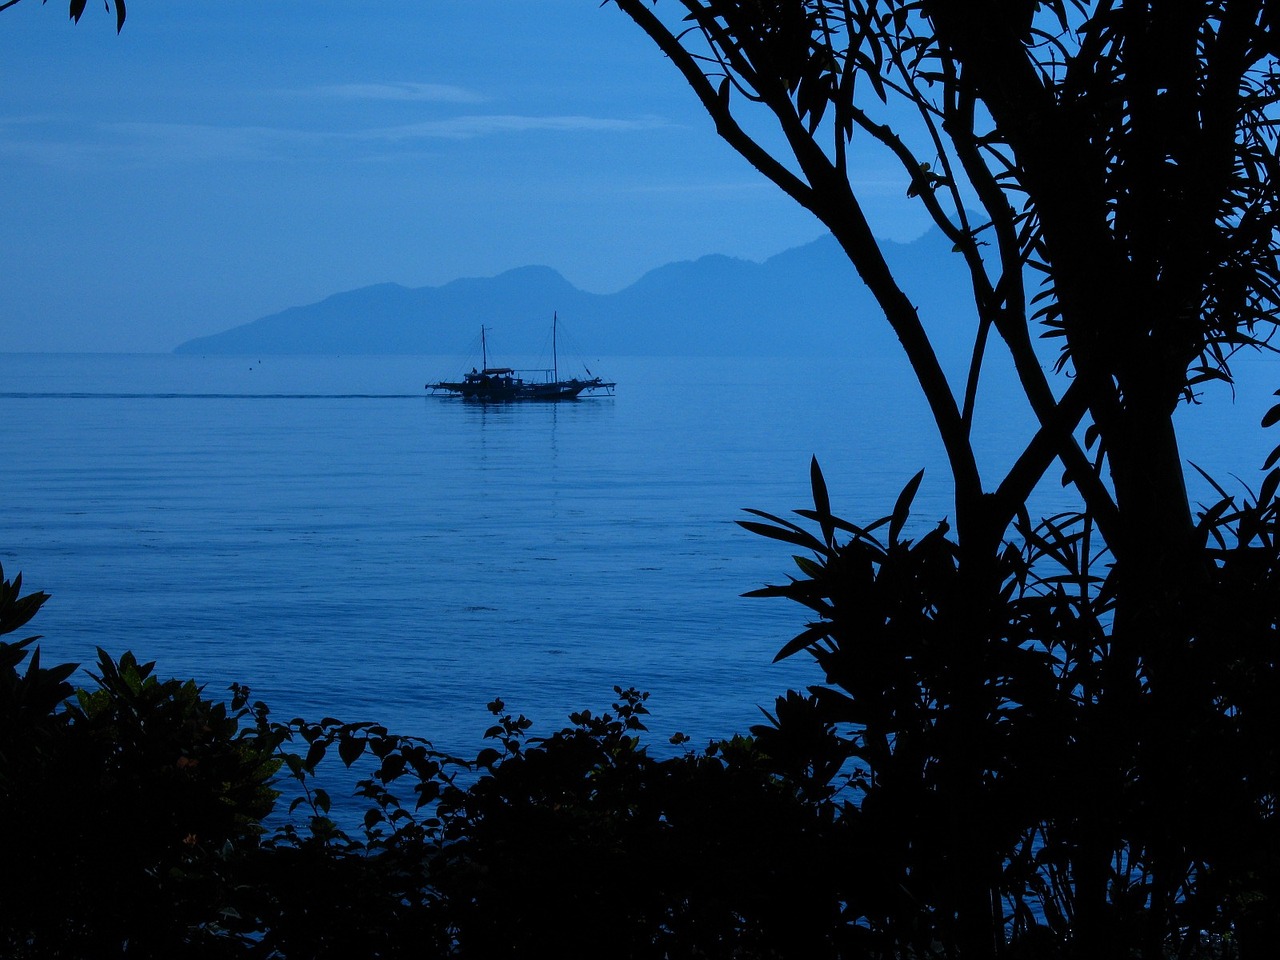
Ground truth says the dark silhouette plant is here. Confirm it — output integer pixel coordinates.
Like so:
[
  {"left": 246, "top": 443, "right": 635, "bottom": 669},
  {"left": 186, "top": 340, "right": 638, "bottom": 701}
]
[
  {"left": 2, "top": 566, "right": 860, "bottom": 958},
  {"left": 737, "top": 456, "right": 1280, "bottom": 958},
  {"left": 1, "top": 567, "right": 282, "bottom": 957},
  {"left": 245, "top": 687, "right": 852, "bottom": 959},
  {"left": 607, "top": 2, "right": 1280, "bottom": 956}
]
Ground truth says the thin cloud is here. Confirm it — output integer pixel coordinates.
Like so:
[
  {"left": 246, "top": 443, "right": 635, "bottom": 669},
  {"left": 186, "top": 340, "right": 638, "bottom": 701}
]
[
  {"left": 0, "top": 120, "right": 313, "bottom": 166},
  {"left": 109, "top": 121, "right": 309, "bottom": 162},
  {"left": 317, "top": 82, "right": 484, "bottom": 104},
  {"left": 364, "top": 114, "right": 670, "bottom": 141},
  {"left": 0, "top": 111, "right": 673, "bottom": 167}
]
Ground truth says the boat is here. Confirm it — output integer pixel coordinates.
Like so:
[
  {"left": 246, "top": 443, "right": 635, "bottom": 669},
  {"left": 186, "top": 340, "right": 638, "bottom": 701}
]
[{"left": 427, "top": 315, "right": 616, "bottom": 401}]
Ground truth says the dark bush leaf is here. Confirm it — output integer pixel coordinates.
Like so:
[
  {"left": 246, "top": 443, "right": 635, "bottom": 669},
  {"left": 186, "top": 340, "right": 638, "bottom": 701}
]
[
  {"left": 810, "top": 455, "right": 835, "bottom": 546},
  {"left": 889, "top": 469, "right": 925, "bottom": 545},
  {"left": 1260, "top": 466, "right": 1280, "bottom": 508},
  {"left": 775, "top": 623, "right": 830, "bottom": 662},
  {"left": 738, "top": 519, "right": 825, "bottom": 552},
  {"left": 304, "top": 740, "right": 327, "bottom": 772},
  {"left": 338, "top": 735, "right": 365, "bottom": 767}
]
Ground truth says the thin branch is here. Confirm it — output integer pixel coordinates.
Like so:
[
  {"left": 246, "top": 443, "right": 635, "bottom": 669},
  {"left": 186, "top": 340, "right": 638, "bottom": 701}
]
[
  {"left": 611, "top": 0, "right": 816, "bottom": 209},
  {"left": 625, "top": 1, "right": 990, "bottom": 527}
]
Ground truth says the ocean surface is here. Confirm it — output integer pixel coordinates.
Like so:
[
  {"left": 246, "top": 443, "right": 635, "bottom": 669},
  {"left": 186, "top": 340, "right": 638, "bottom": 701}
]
[{"left": 1, "top": 351, "right": 1275, "bottom": 762}]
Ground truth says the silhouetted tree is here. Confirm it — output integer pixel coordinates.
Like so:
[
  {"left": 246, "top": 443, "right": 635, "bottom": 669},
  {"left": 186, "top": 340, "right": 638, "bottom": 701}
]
[{"left": 609, "top": 2, "right": 1280, "bottom": 957}]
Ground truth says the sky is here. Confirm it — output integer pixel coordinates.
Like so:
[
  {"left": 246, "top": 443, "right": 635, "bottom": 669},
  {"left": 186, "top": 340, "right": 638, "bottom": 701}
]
[{"left": 0, "top": 0, "right": 928, "bottom": 353}]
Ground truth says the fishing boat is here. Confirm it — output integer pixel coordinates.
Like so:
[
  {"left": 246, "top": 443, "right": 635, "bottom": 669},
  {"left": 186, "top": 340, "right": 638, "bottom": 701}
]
[{"left": 427, "top": 316, "right": 615, "bottom": 401}]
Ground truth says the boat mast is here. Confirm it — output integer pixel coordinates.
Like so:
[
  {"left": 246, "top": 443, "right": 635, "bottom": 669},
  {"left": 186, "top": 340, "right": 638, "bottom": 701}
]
[
  {"left": 553, "top": 312, "right": 558, "bottom": 382},
  {"left": 481, "top": 325, "right": 488, "bottom": 371}
]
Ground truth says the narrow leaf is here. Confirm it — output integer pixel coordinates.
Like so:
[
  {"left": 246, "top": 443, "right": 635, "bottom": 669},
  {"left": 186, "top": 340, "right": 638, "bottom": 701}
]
[
  {"left": 889, "top": 469, "right": 925, "bottom": 545},
  {"left": 774, "top": 623, "right": 830, "bottom": 663},
  {"left": 794, "top": 509, "right": 873, "bottom": 539},
  {"left": 1189, "top": 461, "right": 1231, "bottom": 501},
  {"left": 810, "top": 456, "right": 835, "bottom": 547},
  {"left": 1260, "top": 467, "right": 1280, "bottom": 508},
  {"left": 737, "top": 520, "right": 825, "bottom": 552}
]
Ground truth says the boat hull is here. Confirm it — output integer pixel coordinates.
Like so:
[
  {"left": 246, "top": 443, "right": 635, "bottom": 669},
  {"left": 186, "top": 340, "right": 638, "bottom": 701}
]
[
  {"left": 427, "top": 377, "right": 613, "bottom": 401},
  {"left": 427, "top": 320, "right": 615, "bottom": 401}
]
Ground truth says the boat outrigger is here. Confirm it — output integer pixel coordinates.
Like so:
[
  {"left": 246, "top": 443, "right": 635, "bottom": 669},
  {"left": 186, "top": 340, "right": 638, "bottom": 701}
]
[{"left": 427, "top": 316, "right": 615, "bottom": 401}]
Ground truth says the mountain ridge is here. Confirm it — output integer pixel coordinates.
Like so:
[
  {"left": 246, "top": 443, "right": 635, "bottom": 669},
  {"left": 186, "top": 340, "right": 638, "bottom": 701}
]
[{"left": 173, "top": 231, "right": 971, "bottom": 358}]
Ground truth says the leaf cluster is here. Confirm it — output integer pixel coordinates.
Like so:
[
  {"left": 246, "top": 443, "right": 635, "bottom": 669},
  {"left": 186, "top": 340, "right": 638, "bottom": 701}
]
[
  {"left": 0, "top": 626, "right": 281, "bottom": 956},
  {"left": 737, "top": 458, "right": 1280, "bottom": 957},
  {"left": 0, "top": 570, "right": 851, "bottom": 958}
]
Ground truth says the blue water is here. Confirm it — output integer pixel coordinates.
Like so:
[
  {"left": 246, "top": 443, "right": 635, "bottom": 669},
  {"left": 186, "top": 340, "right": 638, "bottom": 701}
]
[{"left": 1, "top": 352, "right": 1274, "bottom": 759}]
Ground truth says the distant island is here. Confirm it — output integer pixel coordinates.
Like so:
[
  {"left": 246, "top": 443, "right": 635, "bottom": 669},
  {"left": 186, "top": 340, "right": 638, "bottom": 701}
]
[{"left": 173, "top": 231, "right": 971, "bottom": 358}]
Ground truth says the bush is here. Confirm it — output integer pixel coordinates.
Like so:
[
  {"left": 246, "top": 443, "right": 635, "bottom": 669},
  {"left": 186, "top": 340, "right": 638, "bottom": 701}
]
[
  {"left": 0, "top": 564, "right": 281, "bottom": 957},
  {"left": 0, "top": 564, "right": 854, "bottom": 958}
]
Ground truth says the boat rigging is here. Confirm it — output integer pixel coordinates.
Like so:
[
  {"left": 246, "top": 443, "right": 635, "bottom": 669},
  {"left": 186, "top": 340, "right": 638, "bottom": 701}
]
[{"left": 427, "top": 315, "right": 615, "bottom": 402}]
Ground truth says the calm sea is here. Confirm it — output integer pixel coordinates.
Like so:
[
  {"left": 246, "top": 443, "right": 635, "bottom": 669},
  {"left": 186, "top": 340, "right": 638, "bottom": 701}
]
[{"left": 1, "top": 352, "right": 1274, "bottom": 759}]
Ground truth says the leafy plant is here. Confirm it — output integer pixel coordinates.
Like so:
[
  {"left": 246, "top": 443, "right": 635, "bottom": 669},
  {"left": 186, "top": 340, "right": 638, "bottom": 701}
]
[
  {"left": 606, "top": 3, "right": 1280, "bottom": 956},
  {"left": 740, "top": 458, "right": 1279, "bottom": 958},
  {"left": 0, "top": 569, "right": 284, "bottom": 957},
  {"left": 0, "top": 562, "right": 72, "bottom": 778}
]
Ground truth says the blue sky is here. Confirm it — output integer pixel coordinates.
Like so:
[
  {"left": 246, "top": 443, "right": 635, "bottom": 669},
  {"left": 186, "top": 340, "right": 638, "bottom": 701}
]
[{"left": 1, "top": 1, "right": 926, "bottom": 351}]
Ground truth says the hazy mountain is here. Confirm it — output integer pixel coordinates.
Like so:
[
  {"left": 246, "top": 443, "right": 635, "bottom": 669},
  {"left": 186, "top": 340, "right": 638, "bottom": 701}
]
[{"left": 173, "top": 231, "right": 974, "bottom": 358}]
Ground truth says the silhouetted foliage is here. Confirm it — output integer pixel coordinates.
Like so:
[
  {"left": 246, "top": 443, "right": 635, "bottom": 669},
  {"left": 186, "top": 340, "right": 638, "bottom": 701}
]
[
  {"left": 739, "top": 459, "right": 1280, "bottom": 958},
  {"left": 243, "top": 689, "right": 854, "bottom": 959},
  {"left": 0, "top": 571, "right": 859, "bottom": 958},
  {"left": 1, "top": 570, "right": 281, "bottom": 957},
  {"left": 608, "top": 2, "right": 1280, "bottom": 957},
  {"left": 0, "top": 562, "right": 66, "bottom": 770},
  {"left": 0, "top": 0, "right": 126, "bottom": 33}
]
